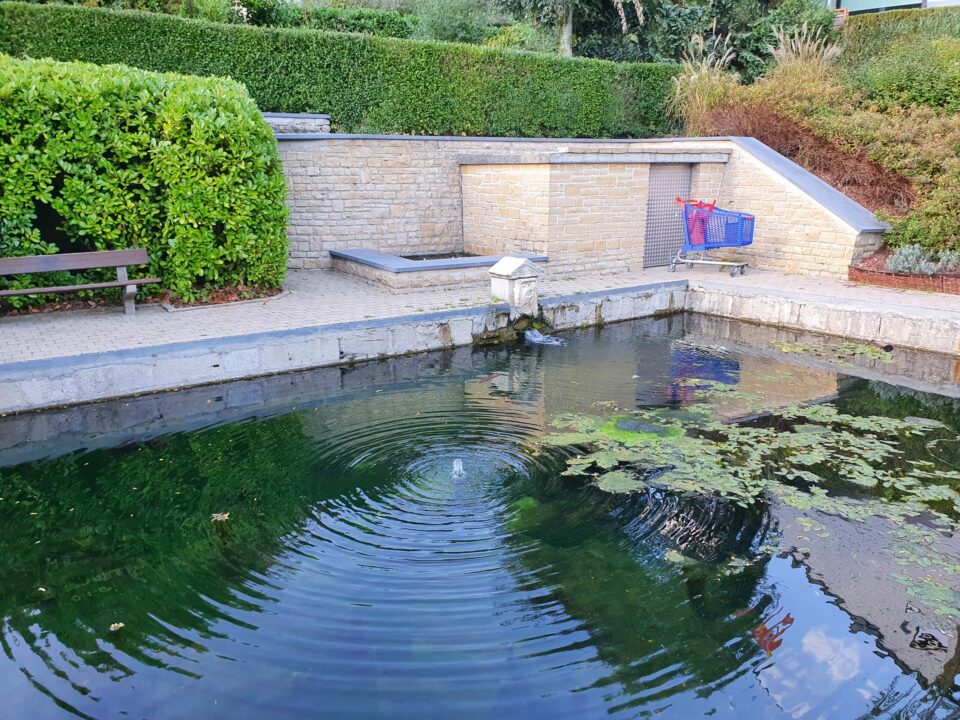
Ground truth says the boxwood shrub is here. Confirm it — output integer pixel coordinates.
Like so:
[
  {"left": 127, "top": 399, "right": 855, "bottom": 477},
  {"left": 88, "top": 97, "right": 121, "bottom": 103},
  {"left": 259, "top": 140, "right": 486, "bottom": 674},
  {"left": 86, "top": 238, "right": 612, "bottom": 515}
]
[
  {"left": 0, "top": 53, "right": 288, "bottom": 302},
  {"left": 0, "top": 1, "right": 678, "bottom": 138}
]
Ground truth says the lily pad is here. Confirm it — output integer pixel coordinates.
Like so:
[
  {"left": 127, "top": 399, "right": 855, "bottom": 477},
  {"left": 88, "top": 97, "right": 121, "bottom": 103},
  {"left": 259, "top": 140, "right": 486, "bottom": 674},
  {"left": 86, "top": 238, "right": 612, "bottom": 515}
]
[{"left": 593, "top": 469, "right": 645, "bottom": 494}]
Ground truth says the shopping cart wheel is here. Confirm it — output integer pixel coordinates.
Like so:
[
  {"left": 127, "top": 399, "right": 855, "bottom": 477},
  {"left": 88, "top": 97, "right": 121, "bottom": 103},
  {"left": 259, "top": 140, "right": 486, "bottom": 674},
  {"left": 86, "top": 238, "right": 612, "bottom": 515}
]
[
  {"left": 686, "top": 262, "right": 695, "bottom": 269},
  {"left": 729, "top": 266, "right": 739, "bottom": 277},
  {"left": 669, "top": 261, "right": 677, "bottom": 272},
  {"left": 740, "top": 265, "right": 748, "bottom": 275}
]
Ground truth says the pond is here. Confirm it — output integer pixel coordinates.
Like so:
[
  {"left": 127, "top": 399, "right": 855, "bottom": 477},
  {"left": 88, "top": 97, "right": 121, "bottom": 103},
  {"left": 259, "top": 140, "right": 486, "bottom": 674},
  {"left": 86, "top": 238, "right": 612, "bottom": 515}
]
[{"left": 0, "top": 315, "right": 958, "bottom": 719}]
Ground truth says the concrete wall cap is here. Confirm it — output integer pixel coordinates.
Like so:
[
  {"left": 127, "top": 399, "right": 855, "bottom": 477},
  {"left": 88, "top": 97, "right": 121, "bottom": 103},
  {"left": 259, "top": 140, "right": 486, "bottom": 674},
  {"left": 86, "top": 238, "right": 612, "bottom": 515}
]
[{"left": 488, "top": 256, "right": 546, "bottom": 278}]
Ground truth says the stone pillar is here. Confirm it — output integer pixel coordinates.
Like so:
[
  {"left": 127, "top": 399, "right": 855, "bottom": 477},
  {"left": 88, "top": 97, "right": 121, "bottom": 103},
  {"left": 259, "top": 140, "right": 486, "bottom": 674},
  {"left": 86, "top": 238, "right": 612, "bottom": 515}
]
[{"left": 489, "top": 256, "right": 545, "bottom": 320}]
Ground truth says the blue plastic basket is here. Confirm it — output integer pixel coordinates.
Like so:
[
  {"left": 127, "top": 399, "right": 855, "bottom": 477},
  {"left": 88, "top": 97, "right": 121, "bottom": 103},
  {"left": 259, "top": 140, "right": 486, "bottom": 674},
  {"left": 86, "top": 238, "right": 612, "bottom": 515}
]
[{"left": 680, "top": 203, "right": 755, "bottom": 252}]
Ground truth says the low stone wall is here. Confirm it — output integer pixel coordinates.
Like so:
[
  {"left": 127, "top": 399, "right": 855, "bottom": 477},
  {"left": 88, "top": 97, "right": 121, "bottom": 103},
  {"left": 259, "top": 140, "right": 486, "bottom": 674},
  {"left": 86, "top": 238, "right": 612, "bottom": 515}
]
[
  {"left": 277, "top": 134, "right": 887, "bottom": 279},
  {"left": 331, "top": 256, "right": 509, "bottom": 289},
  {"left": 264, "top": 112, "right": 331, "bottom": 135}
]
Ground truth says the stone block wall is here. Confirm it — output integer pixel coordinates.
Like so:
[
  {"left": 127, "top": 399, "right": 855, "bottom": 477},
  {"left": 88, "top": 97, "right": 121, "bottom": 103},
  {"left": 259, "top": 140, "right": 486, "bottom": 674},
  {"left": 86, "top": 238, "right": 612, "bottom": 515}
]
[
  {"left": 715, "top": 146, "right": 885, "bottom": 277},
  {"left": 461, "top": 164, "right": 551, "bottom": 257},
  {"left": 277, "top": 135, "right": 886, "bottom": 278},
  {"left": 545, "top": 163, "right": 648, "bottom": 273}
]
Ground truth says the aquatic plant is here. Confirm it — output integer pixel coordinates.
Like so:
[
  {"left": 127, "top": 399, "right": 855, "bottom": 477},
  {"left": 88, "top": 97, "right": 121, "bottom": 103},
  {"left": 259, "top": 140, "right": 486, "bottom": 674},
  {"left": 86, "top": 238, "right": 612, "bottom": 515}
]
[{"left": 539, "top": 379, "right": 960, "bottom": 619}]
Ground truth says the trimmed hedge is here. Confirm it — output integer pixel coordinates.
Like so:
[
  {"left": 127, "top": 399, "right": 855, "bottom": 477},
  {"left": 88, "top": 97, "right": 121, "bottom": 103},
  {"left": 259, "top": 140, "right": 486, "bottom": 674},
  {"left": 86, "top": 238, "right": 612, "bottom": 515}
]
[
  {"left": 0, "top": 2, "right": 678, "bottom": 137},
  {"left": 0, "top": 53, "right": 288, "bottom": 302},
  {"left": 302, "top": 6, "right": 416, "bottom": 38},
  {"left": 842, "top": 7, "right": 960, "bottom": 70},
  {"left": 850, "top": 38, "right": 960, "bottom": 112}
]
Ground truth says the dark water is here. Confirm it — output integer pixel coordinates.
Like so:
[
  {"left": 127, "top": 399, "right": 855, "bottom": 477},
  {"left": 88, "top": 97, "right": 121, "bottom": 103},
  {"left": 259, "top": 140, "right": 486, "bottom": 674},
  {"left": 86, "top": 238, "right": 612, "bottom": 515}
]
[{"left": 1, "top": 316, "right": 958, "bottom": 719}]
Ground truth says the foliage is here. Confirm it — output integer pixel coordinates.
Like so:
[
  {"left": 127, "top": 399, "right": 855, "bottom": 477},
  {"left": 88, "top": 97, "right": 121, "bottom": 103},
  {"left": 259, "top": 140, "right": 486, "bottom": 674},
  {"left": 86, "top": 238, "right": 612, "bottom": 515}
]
[
  {"left": 885, "top": 244, "right": 937, "bottom": 276},
  {"left": 540, "top": 381, "right": 960, "bottom": 620},
  {"left": 303, "top": 4, "right": 416, "bottom": 36},
  {"left": 842, "top": 6, "right": 960, "bottom": 72},
  {"left": 237, "top": 0, "right": 301, "bottom": 25},
  {"left": 936, "top": 250, "right": 960, "bottom": 274},
  {"left": 694, "top": 33, "right": 960, "bottom": 253},
  {"left": 178, "top": 0, "right": 233, "bottom": 22},
  {"left": 0, "top": 1, "right": 678, "bottom": 137},
  {"left": 669, "top": 28, "right": 739, "bottom": 136},
  {"left": 849, "top": 38, "right": 960, "bottom": 112},
  {"left": 767, "top": 21, "right": 840, "bottom": 68},
  {"left": 0, "top": 54, "right": 287, "bottom": 303},
  {"left": 483, "top": 19, "right": 559, "bottom": 52},
  {"left": 413, "top": 0, "right": 493, "bottom": 43}
]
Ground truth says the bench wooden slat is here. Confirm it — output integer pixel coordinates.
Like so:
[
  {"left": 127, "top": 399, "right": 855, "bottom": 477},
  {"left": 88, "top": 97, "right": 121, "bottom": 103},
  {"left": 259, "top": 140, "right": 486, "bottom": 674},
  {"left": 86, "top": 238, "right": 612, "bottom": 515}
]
[
  {"left": 0, "top": 249, "right": 150, "bottom": 276},
  {"left": 0, "top": 277, "right": 161, "bottom": 298}
]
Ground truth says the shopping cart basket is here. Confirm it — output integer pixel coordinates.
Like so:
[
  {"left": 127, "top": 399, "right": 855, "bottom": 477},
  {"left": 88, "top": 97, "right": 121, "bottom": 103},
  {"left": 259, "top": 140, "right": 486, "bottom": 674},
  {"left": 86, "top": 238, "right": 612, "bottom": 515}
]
[{"left": 670, "top": 199, "right": 755, "bottom": 277}]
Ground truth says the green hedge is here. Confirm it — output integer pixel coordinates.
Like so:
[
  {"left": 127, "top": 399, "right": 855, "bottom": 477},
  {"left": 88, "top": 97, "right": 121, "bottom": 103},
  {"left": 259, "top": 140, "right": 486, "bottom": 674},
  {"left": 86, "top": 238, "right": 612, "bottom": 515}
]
[
  {"left": 302, "top": 6, "right": 416, "bottom": 38},
  {"left": 850, "top": 38, "right": 960, "bottom": 112},
  {"left": 0, "top": 53, "right": 288, "bottom": 302},
  {"left": 842, "top": 6, "right": 960, "bottom": 70},
  {"left": 0, "top": 2, "right": 678, "bottom": 137}
]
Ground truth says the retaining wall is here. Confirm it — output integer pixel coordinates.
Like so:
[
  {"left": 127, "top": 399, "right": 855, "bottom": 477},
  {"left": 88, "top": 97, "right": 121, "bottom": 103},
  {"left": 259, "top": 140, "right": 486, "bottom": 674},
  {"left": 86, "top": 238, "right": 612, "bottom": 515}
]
[{"left": 276, "top": 133, "right": 886, "bottom": 279}]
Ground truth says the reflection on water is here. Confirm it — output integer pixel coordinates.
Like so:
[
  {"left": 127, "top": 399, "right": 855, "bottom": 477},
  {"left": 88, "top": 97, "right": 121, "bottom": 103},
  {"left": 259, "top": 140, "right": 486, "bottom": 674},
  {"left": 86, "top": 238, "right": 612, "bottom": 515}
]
[{"left": 0, "top": 317, "right": 957, "bottom": 719}]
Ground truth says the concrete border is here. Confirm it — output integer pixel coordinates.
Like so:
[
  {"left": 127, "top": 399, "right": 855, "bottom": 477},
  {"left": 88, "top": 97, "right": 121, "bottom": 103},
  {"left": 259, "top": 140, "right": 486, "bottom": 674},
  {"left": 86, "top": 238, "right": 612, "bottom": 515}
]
[
  {"left": 3, "top": 276, "right": 957, "bottom": 414},
  {"left": 263, "top": 112, "right": 331, "bottom": 120}
]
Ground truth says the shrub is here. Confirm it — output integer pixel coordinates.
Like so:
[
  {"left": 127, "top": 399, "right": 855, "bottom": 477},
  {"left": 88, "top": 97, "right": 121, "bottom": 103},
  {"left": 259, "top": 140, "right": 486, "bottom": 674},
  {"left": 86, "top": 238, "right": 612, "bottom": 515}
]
[
  {"left": 0, "top": 54, "right": 288, "bottom": 302},
  {"left": 179, "top": 0, "right": 234, "bottom": 23},
  {"left": 885, "top": 244, "right": 937, "bottom": 276},
  {"left": 850, "top": 38, "right": 960, "bottom": 112},
  {"left": 936, "top": 249, "right": 960, "bottom": 274},
  {"left": 669, "top": 28, "right": 740, "bottom": 135},
  {"left": 704, "top": 102, "right": 916, "bottom": 216},
  {"left": 842, "top": 6, "right": 960, "bottom": 71},
  {"left": 413, "top": 0, "right": 492, "bottom": 43},
  {"left": 302, "top": 5, "right": 416, "bottom": 37},
  {"left": 0, "top": 1, "right": 678, "bottom": 137},
  {"left": 238, "top": 0, "right": 301, "bottom": 26},
  {"left": 767, "top": 22, "right": 840, "bottom": 68}
]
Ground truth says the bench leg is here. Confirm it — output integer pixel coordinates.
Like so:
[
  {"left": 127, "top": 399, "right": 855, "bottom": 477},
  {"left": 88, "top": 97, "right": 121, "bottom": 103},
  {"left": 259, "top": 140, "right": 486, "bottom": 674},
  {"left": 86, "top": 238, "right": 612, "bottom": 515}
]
[{"left": 116, "top": 266, "right": 136, "bottom": 315}]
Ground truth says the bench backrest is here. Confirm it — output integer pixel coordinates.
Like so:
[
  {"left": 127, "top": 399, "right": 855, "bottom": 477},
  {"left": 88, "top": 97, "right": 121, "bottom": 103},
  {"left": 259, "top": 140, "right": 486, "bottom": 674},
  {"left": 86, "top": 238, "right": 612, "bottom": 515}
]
[{"left": 0, "top": 249, "right": 150, "bottom": 276}]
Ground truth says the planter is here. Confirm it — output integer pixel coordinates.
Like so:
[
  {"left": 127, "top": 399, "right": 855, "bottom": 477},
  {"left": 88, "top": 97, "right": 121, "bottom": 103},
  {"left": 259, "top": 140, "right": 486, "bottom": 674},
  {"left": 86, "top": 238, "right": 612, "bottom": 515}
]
[{"left": 848, "top": 265, "right": 951, "bottom": 293}]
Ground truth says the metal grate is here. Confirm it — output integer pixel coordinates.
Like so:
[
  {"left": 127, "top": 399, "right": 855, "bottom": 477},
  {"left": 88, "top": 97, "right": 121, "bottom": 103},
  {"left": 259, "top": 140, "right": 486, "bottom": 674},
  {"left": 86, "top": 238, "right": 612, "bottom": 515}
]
[{"left": 644, "top": 164, "right": 693, "bottom": 267}]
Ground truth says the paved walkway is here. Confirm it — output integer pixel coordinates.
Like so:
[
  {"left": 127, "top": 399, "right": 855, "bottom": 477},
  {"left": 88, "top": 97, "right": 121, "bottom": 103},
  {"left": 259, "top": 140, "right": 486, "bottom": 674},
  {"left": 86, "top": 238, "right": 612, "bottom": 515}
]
[{"left": 2, "top": 266, "right": 960, "bottom": 366}]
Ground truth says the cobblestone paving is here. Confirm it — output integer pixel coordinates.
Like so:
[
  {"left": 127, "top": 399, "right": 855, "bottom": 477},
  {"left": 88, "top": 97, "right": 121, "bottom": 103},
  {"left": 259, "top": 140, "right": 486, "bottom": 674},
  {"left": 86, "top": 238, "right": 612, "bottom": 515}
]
[{"left": 2, "top": 266, "right": 959, "bottom": 365}]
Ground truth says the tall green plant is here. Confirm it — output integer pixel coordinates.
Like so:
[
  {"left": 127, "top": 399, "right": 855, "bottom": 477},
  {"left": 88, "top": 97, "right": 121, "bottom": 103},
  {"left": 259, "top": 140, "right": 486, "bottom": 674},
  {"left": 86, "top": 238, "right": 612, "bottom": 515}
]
[
  {"left": 0, "top": 54, "right": 288, "bottom": 301},
  {"left": 0, "top": 1, "right": 679, "bottom": 137}
]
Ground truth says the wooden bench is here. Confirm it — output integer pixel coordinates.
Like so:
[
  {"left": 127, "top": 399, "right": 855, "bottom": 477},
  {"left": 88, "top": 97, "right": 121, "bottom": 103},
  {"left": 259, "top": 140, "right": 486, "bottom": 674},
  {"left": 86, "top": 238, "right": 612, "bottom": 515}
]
[{"left": 0, "top": 249, "right": 160, "bottom": 315}]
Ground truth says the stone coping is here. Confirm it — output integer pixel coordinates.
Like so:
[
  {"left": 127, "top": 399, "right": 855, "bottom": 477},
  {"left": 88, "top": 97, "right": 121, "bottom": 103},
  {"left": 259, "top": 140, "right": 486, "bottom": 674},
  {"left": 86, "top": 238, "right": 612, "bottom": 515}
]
[
  {"left": 457, "top": 151, "right": 730, "bottom": 165},
  {"left": 730, "top": 137, "right": 889, "bottom": 234},
  {"left": 262, "top": 112, "right": 331, "bottom": 120},
  {"left": 329, "top": 248, "right": 548, "bottom": 273}
]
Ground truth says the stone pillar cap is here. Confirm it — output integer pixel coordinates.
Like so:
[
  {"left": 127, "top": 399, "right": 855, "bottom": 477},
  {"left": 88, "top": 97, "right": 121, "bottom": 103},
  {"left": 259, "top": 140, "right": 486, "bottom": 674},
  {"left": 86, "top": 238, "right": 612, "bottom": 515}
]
[{"left": 488, "top": 256, "right": 545, "bottom": 279}]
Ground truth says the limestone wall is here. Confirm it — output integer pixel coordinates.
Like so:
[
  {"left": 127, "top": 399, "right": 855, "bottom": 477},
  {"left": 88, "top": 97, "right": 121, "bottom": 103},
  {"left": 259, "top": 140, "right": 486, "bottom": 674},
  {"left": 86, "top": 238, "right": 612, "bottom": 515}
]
[
  {"left": 277, "top": 135, "right": 886, "bottom": 278},
  {"left": 461, "top": 164, "right": 551, "bottom": 257},
  {"left": 715, "top": 145, "right": 885, "bottom": 277}
]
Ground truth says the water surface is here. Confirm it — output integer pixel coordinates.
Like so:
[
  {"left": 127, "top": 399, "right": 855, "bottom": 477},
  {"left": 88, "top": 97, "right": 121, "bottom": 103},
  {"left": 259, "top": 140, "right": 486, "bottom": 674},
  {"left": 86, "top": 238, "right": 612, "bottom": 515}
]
[{"left": 1, "top": 315, "right": 958, "bottom": 719}]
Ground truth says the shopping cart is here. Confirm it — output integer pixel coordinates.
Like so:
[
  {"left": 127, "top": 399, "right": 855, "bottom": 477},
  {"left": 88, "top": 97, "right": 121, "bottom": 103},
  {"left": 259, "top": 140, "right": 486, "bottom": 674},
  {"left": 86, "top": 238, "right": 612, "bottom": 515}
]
[{"left": 670, "top": 198, "right": 755, "bottom": 277}]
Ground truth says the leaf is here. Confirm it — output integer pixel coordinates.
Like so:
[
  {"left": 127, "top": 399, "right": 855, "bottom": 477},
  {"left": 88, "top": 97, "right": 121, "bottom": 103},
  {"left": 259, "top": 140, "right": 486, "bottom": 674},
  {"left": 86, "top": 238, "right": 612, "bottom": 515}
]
[{"left": 592, "top": 469, "right": 645, "bottom": 494}]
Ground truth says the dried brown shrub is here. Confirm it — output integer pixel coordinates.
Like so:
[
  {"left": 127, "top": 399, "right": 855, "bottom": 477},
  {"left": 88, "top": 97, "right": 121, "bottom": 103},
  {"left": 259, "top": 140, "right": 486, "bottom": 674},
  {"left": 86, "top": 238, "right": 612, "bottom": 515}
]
[{"left": 704, "top": 102, "right": 916, "bottom": 216}]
